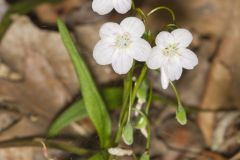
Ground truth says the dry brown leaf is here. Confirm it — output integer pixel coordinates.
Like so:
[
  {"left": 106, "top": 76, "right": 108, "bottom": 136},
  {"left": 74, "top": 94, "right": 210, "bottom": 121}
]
[
  {"left": 197, "top": 151, "right": 226, "bottom": 160},
  {"left": 0, "top": 15, "right": 79, "bottom": 140},
  {"left": 0, "top": 147, "right": 64, "bottom": 160},
  {"left": 198, "top": 0, "right": 240, "bottom": 146},
  {"left": 35, "top": 0, "right": 88, "bottom": 24}
]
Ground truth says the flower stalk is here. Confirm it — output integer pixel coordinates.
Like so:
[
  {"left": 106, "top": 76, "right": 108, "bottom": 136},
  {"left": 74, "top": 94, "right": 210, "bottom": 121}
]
[{"left": 91, "top": 0, "right": 198, "bottom": 158}]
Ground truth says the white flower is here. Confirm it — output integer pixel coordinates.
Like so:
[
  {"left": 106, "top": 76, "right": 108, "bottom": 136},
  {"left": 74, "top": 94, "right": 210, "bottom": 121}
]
[
  {"left": 92, "top": 0, "right": 132, "bottom": 15},
  {"left": 93, "top": 17, "right": 151, "bottom": 74},
  {"left": 147, "top": 29, "right": 198, "bottom": 89},
  {"left": 0, "top": 0, "right": 8, "bottom": 21}
]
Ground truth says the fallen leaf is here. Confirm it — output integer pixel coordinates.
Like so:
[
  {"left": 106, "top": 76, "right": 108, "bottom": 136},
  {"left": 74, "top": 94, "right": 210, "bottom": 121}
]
[{"left": 0, "top": 15, "right": 79, "bottom": 140}]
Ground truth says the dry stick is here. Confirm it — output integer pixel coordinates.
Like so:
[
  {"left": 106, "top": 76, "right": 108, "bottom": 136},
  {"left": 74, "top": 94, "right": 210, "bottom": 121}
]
[
  {"left": 38, "top": 140, "right": 55, "bottom": 160},
  {"left": 0, "top": 138, "right": 94, "bottom": 156}
]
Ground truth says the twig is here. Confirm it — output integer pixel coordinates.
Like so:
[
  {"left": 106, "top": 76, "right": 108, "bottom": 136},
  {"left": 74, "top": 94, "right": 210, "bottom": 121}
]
[{"left": 0, "top": 138, "right": 94, "bottom": 156}]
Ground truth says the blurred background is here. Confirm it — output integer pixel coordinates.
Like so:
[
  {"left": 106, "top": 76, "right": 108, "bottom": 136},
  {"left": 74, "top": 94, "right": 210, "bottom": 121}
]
[{"left": 0, "top": 0, "right": 240, "bottom": 159}]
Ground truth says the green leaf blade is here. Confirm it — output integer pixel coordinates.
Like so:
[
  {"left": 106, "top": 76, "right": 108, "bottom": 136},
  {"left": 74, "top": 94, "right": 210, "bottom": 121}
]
[
  {"left": 48, "top": 87, "right": 123, "bottom": 137},
  {"left": 89, "top": 151, "right": 109, "bottom": 160},
  {"left": 57, "top": 19, "right": 111, "bottom": 148},
  {"left": 140, "top": 153, "right": 150, "bottom": 160},
  {"left": 47, "top": 100, "right": 87, "bottom": 137}
]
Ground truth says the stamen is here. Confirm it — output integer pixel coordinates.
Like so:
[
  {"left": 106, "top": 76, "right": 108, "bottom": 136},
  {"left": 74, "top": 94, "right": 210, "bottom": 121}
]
[
  {"left": 162, "top": 43, "right": 179, "bottom": 56},
  {"left": 115, "top": 33, "right": 131, "bottom": 48}
]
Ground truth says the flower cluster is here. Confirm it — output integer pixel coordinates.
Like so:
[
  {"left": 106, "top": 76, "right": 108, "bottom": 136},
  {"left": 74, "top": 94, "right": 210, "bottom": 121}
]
[{"left": 91, "top": 0, "right": 198, "bottom": 90}]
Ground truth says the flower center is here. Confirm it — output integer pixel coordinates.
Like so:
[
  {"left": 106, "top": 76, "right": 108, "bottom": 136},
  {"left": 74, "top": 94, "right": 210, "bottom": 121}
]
[
  {"left": 162, "top": 43, "right": 179, "bottom": 56},
  {"left": 115, "top": 33, "right": 131, "bottom": 48}
]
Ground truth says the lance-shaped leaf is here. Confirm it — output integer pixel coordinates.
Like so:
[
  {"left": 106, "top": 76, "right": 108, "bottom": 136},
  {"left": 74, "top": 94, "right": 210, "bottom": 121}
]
[
  {"left": 89, "top": 151, "right": 108, "bottom": 160},
  {"left": 48, "top": 99, "right": 87, "bottom": 137},
  {"left": 57, "top": 19, "right": 111, "bottom": 148},
  {"left": 140, "top": 152, "right": 150, "bottom": 160},
  {"left": 48, "top": 87, "right": 123, "bottom": 137}
]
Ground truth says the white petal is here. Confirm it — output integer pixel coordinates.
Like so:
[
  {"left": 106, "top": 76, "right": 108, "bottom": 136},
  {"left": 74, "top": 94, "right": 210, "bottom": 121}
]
[
  {"left": 99, "top": 22, "right": 122, "bottom": 39},
  {"left": 161, "top": 68, "right": 169, "bottom": 89},
  {"left": 108, "top": 148, "right": 133, "bottom": 156},
  {"left": 164, "top": 57, "right": 183, "bottom": 81},
  {"left": 120, "top": 17, "right": 145, "bottom": 37},
  {"left": 93, "top": 40, "right": 115, "bottom": 65},
  {"left": 179, "top": 49, "right": 198, "bottom": 69},
  {"left": 92, "top": 0, "right": 114, "bottom": 15},
  {"left": 112, "top": 0, "right": 131, "bottom": 14},
  {"left": 112, "top": 50, "right": 133, "bottom": 74},
  {"left": 128, "top": 38, "right": 151, "bottom": 61},
  {"left": 155, "top": 31, "right": 174, "bottom": 48},
  {"left": 171, "top": 28, "right": 193, "bottom": 47},
  {"left": 146, "top": 46, "right": 167, "bottom": 69}
]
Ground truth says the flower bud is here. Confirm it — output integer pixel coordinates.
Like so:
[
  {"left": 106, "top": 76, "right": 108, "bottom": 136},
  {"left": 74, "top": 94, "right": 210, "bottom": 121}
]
[
  {"left": 122, "top": 122, "right": 134, "bottom": 145},
  {"left": 176, "top": 105, "right": 187, "bottom": 125}
]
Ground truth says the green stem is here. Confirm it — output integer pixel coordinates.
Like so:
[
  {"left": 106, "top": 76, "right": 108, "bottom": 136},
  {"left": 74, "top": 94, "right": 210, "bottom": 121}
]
[
  {"left": 147, "top": 6, "right": 176, "bottom": 23},
  {"left": 170, "top": 81, "right": 182, "bottom": 106},
  {"left": 131, "top": 65, "right": 148, "bottom": 106},
  {"left": 154, "top": 94, "right": 240, "bottom": 113},
  {"left": 145, "top": 84, "right": 153, "bottom": 151},
  {"left": 114, "top": 67, "right": 133, "bottom": 144},
  {"left": 131, "top": 0, "right": 136, "bottom": 10},
  {"left": 127, "top": 84, "right": 133, "bottom": 122},
  {"left": 145, "top": 83, "right": 153, "bottom": 114},
  {"left": 134, "top": 8, "right": 148, "bottom": 29},
  {"left": 114, "top": 65, "right": 148, "bottom": 144},
  {"left": 146, "top": 125, "right": 151, "bottom": 151}
]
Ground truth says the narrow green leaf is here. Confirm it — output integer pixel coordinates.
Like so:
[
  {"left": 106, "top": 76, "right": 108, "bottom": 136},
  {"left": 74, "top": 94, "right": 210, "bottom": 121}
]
[
  {"left": 48, "top": 87, "right": 123, "bottom": 137},
  {"left": 176, "top": 105, "right": 187, "bottom": 125},
  {"left": 140, "top": 153, "right": 150, "bottom": 160},
  {"left": 89, "top": 151, "right": 108, "bottom": 160},
  {"left": 57, "top": 19, "right": 111, "bottom": 148},
  {"left": 122, "top": 122, "right": 134, "bottom": 145},
  {"left": 48, "top": 100, "right": 87, "bottom": 137}
]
